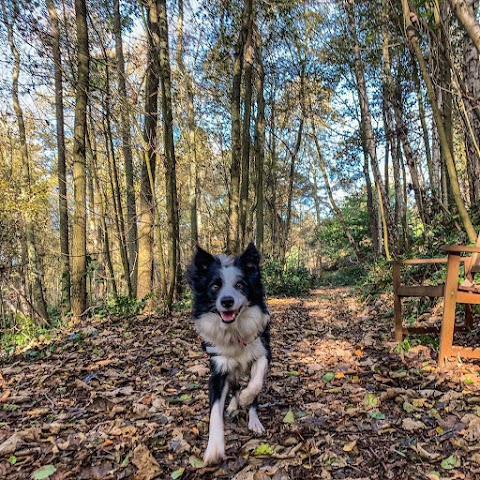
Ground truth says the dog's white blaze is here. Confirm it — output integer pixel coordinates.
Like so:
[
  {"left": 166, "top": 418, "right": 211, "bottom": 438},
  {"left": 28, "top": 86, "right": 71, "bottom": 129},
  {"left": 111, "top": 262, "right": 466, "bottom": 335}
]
[
  {"left": 216, "top": 264, "right": 245, "bottom": 313},
  {"left": 204, "top": 380, "right": 229, "bottom": 465}
]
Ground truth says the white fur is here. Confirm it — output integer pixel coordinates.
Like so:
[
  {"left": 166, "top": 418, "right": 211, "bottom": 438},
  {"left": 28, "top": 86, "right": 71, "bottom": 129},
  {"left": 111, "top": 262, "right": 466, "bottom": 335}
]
[
  {"left": 195, "top": 306, "right": 269, "bottom": 376},
  {"left": 204, "top": 380, "right": 229, "bottom": 465},
  {"left": 239, "top": 356, "right": 269, "bottom": 407},
  {"left": 248, "top": 405, "right": 265, "bottom": 434}
]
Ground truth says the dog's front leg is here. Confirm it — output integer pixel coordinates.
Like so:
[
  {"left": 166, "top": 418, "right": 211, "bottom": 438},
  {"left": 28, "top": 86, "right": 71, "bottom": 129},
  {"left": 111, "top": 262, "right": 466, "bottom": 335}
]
[
  {"left": 204, "top": 371, "right": 229, "bottom": 465},
  {"left": 239, "top": 356, "right": 268, "bottom": 408}
]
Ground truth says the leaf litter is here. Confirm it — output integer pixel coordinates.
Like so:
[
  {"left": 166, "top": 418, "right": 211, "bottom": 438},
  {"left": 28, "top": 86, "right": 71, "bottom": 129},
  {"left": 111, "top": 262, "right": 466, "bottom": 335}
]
[{"left": 2, "top": 287, "right": 480, "bottom": 478}]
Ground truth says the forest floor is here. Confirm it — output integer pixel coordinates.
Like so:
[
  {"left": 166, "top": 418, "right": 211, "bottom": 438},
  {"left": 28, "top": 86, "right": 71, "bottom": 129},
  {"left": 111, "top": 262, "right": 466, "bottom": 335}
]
[{"left": 2, "top": 287, "right": 480, "bottom": 480}]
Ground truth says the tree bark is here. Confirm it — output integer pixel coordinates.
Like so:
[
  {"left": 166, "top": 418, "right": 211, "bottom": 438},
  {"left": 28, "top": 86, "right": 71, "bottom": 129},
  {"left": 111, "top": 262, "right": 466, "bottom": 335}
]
[
  {"left": 113, "top": 0, "right": 138, "bottom": 296},
  {"left": 137, "top": 0, "right": 160, "bottom": 301},
  {"left": 227, "top": 0, "right": 253, "bottom": 254},
  {"left": 239, "top": 5, "right": 254, "bottom": 248},
  {"left": 402, "top": 0, "right": 476, "bottom": 242},
  {"left": 254, "top": 26, "right": 266, "bottom": 253},
  {"left": 450, "top": 0, "right": 480, "bottom": 55},
  {"left": 157, "top": 0, "right": 180, "bottom": 310},
  {"left": 176, "top": 0, "right": 199, "bottom": 248},
  {"left": 47, "top": 0, "right": 70, "bottom": 313},
  {"left": 71, "top": 0, "right": 90, "bottom": 321}
]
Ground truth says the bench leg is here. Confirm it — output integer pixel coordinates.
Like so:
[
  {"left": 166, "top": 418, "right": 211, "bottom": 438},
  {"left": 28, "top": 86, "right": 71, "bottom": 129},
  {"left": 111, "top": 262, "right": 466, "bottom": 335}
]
[
  {"left": 393, "top": 264, "right": 403, "bottom": 342},
  {"left": 438, "top": 253, "right": 461, "bottom": 367},
  {"left": 465, "top": 304, "right": 473, "bottom": 329}
]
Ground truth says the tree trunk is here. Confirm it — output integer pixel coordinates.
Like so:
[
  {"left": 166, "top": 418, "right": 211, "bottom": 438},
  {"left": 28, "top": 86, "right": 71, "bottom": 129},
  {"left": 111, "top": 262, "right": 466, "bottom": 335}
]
[
  {"left": 254, "top": 26, "right": 266, "bottom": 253},
  {"left": 345, "top": 0, "right": 398, "bottom": 258},
  {"left": 402, "top": 0, "right": 477, "bottom": 242},
  {"left": 137, "top": 1, "right": 160, "bottom": 301},
  {"left": 157, "top": 0, "right": 180, "bottom": 310},
  {"left": 2, "top": 0, "right": 49, "bottom": 322},
  {"left": 227, "top": 0, "right": 253, "bottom": 254},
  {"left": 176, "top": 0, "right": 199, "bottom": 248},
  {"left": 462, "top": 0, "right": 480, "bottom": 205},
  {"left": 310, "top": 120, "right": 361, "bottom": 259},
  {"left": 239, "top": 5, "right": 254, "bottom": 248},
  {"left": 47, "top": 0, "right": 70, "bottom": 313},
  {"left": 113, "top": 0, "right": 138, "bottom": 296},
  {"left": 71, "top": 0, "right": 90, "bottom": 321},
  {"left": 450, "top": 0, "right": 480, "bottom": 54}
]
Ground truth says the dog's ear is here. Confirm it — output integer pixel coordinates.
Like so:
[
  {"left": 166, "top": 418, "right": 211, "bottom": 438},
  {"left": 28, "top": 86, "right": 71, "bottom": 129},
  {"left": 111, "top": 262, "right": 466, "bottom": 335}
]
[
  {"left": 193, "top": 245, "right": 215, "bottom": 273},
  {"left": 239, "top": 243, "right": 260, "bottom": 273}
]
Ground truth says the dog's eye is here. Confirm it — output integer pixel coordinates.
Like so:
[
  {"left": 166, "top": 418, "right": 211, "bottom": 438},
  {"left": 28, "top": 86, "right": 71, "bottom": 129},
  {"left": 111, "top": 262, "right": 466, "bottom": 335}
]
[
  {"left": 211, "top": 284, "right": 220, "bottom": 292},
  {"left": 236, "top": 282, "right": 243, "bottom": 290}
]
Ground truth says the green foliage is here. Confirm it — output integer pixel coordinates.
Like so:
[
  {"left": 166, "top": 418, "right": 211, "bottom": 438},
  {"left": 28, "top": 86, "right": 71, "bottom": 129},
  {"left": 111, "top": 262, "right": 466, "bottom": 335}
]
[
  {"left": 93, "top": 296, "right": 145, "bottom": 319},
  {"left": 262, "top": 259, "right": 317, "bottom": 297}
]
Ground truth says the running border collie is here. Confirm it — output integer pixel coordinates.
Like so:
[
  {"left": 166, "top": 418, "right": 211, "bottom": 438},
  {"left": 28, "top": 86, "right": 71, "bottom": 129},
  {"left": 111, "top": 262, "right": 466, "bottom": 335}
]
[{"left": 187, "top": 243, "right": 271, "bottom": 465}]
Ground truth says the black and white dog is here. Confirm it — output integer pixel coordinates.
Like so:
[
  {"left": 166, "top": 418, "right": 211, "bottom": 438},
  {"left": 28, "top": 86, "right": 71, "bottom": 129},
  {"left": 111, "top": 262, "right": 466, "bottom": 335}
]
[{"left": 187, "top": 243, "right": 271, "bottom": 465}]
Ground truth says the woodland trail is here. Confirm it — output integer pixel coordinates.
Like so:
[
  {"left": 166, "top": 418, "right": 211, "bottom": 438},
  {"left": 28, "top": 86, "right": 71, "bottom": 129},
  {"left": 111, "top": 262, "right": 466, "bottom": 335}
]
[{"left": 2, "top": 287, "right": 480, "bottom": 479}]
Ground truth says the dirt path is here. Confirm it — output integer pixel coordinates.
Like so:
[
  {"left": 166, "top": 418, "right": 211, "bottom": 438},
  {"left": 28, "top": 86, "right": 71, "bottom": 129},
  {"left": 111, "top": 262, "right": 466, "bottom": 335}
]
[{"left": 2, "top": 287, "right": 480, "bottom": 479}]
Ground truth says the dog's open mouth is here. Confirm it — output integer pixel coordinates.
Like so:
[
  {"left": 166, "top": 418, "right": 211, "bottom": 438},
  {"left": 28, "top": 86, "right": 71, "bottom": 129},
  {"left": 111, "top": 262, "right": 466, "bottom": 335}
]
[{"left": 220, "top": 310, "right": 238, "bottom": 323}]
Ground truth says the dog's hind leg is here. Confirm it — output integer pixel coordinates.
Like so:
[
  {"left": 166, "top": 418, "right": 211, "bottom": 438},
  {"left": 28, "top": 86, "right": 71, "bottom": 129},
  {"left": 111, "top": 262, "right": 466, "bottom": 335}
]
[
  {"left": 248, "top": 397, "right": 265, "bottom": 434},
  {"left": 226, "top": 381, "right": 240, "bottom": 418},
  {"left": 204, "top": 372, "right": 229, "bottom": 466}
]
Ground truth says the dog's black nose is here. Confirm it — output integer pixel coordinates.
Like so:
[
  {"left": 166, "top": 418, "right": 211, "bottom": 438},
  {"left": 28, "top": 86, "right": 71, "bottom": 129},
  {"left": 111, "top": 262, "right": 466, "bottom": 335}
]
[{"left": 220, "top": 296, "right": 234, "bottom": 309}]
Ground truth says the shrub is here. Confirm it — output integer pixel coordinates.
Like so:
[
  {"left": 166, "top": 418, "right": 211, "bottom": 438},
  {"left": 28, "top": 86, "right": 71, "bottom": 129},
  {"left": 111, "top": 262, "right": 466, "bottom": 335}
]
[{"left": 262, "top": 259, "right": 316, "bottom": 297}]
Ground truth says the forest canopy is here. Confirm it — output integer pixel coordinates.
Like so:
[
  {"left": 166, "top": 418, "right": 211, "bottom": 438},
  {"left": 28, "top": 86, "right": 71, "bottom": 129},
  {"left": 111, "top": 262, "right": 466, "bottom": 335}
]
[{"left": 0, "top": 0, "right": 479, "bottom": 336}]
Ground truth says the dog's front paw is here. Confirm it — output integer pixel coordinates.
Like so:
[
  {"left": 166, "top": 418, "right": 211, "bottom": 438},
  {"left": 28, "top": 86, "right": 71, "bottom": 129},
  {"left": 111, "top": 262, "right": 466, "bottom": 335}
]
[
  {"left": 239, "top": 388, "right": 257, "bottom": 407},
  {"left": 203, "top": 441, "right": 225, "bottom": 466},
  {"left": 226, "top": 396, "right": 239, "bottom": 418}
]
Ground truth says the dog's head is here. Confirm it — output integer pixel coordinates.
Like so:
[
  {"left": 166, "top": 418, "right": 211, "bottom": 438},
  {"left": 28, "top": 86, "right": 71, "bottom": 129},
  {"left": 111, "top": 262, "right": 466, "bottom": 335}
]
[{"left": 187, "top": 243, "right": 265, "bottom": 323}]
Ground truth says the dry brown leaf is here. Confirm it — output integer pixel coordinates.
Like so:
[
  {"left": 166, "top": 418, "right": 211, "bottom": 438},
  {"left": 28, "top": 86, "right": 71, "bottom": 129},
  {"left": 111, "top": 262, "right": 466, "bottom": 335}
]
[
  {"left": 0, "top": 432, "right": 23, "bottom": 456},
  {"left": 402, "top": 418, "right": 426, "bottom": 432},
  {"left": 131, "top": 443, "right": 162, "bottom": 480}
]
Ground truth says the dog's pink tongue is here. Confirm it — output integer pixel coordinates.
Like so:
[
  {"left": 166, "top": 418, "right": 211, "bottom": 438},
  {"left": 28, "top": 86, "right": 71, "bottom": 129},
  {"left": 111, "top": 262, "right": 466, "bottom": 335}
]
[{"left": 221, "top": 311, "right": 237, "bottom": 322}]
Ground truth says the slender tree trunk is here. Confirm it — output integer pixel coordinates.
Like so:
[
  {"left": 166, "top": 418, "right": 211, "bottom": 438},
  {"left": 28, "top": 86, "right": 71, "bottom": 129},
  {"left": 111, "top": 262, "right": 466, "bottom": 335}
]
[
  {"left": 462, "top": 0, "right": 480, "bottom": 204},
  {"left": 71, "top": 0, "right": 90, "bottom": 321},
  {"left": 254, "top": 26, "right": 266, "bottom": 253},
  {"left": 311, "top": 123, "right": 361, "bottom": 259},
  {"left": 402, "top": 0, "right": 477, "bottom": 242},
  {"left": 450, "top": 0, "right": 480, "bottom": 54},
  {"left": 239, "top": 5, "right": 254, "bottom": 248},
  {"left": 113, "top": 0, "right": 137, "bottom": 296},
  {"left": 157, "top": 0, "right": 180, "bottom": 310},
  {"left": 176, "top": 0, "right": 199, "bottom": 248},
  {"left": 227, "top": 0, "right": 253, "bottom": 254},
  {"left": 47, "top": 0, "right": 70, "bottom": 313},
  {"left": 137, "top": 1, "right": 160, "bottom": 301},
  {"left": 392, "top": 81, "right": 427, "bottom": 227},
  {"left": 2, "top": 1, "right": 49, "bottom": 322},
  {"left": 345, "top": 0, "right": 398, "bottom": 257}
]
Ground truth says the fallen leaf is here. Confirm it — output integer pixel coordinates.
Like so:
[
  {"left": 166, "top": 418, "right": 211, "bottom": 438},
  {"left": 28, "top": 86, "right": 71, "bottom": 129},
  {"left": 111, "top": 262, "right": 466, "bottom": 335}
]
[
  {"left": 402, "top": 418, "right": 426, "bottom": 432},
  {"left": 254, "top": 443, "right": 274, "bottom": 456},
  {"left": 441, "top": 454, "right": 459, "bottom": 470},
  {"left": 0, "top": 432, "right": 22, "bottom": 456},
  {"left": 31, "top": 464, "right": 57, "bottom": 479},
  {"left": 171, "top": 467, "right": 185, "bottom": 479},
  {"left": 283, "top": 409, "right": 295, "bottom": 424},
  {"left": 132, "top": 443, "right": 162, "bottom": 480}
]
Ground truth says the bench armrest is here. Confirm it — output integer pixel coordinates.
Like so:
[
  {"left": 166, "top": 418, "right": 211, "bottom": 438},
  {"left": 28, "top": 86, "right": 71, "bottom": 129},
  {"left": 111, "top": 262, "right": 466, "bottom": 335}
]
[
  {"left": 390, "top": 258, "right": 448, "bottom": 266},
  {"left": 440, "top": 245, "right": 480, "bottom": 254}
]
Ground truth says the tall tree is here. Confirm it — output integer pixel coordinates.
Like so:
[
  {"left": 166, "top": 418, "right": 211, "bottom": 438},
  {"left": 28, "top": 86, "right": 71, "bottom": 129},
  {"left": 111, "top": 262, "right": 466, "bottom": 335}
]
[
  {"left": 2, "top": 0, "right": 49, "bottom": 322},
  {"left": 47, "top": 0, "right": 70, "bottom": 313},
  {"left": 402, "top": 0, "right": 476, "bottom": 242},
  {"left": 137, "top": 0, "right": 160, "bottom": 301},
  {"left": 71, "top": 0, "right": 90, "bottom": 320},
  {"left": 227, "top": 0, "right": 253, "bottom": 254},
  {"left": 157, "top": 0, "right": 180, "bottom": 309},
  {"left": 113, "top": 0, "right": 138, "bottom": 296}
]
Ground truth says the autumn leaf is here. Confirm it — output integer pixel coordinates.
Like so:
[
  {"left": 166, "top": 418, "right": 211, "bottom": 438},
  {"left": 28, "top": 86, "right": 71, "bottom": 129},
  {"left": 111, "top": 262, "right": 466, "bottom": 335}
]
[
  {"left": 254, "top": 443, "right": 274, "bottom": 456},
  {"left": 441, "top": 454, "right": 460, "bottom": 470},
  {"left": 363, "top": 393, "right": 379, "bottom": 410},
  {"left": 283, "top": 409, "right": 295, "bottom": 424},
  {"left": 322, "top": 372, "right": 335, "bottom": 383},
  {"left": 31, "top": 465, "right": 57, "bottom": 479},
  {"left": 171, "top": 467, "right": 185, "bottom": 479}
]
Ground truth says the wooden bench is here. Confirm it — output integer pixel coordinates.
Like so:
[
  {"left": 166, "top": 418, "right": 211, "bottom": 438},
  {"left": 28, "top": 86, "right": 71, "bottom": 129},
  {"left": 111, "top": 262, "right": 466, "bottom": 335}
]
[{"left": 392, "top": 234, "right": 480, "bottom": 366}]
